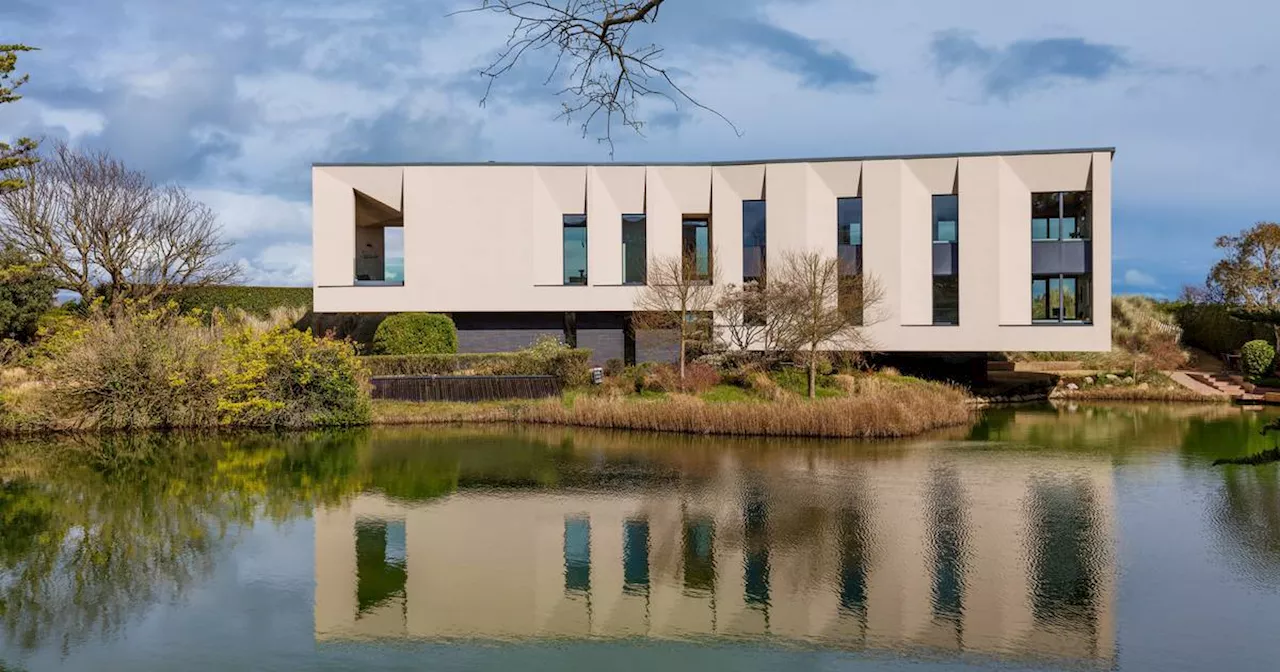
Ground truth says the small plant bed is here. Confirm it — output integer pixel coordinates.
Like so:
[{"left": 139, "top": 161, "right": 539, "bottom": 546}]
[{"left": 1052, "top": 371, "right": 1226, "bottom": 402}]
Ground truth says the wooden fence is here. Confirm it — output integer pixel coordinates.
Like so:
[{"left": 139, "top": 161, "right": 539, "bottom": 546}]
[{"left": 370, "top": 375, "right": 561, "bottom": 402}]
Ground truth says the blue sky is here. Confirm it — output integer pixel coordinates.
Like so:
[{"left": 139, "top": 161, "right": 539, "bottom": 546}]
[{"left": 1, "top": 0, "right": 1275, "bottom": 293}]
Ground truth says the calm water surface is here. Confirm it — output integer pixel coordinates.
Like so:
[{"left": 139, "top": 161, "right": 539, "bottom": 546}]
[{"left": 2, "top": 403, "right": 1279, "bottom": 671}]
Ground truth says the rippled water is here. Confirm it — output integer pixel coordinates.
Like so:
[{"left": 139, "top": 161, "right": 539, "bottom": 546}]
[{"left": 2, "top": 403, "right": 1279, "bottom": 671}]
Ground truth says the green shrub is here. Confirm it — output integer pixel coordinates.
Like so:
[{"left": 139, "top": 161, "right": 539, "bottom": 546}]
[
  {"left": 219, "top": 326, "right": 370, "bottom": 428},
  {"left": 373, "top": 313, "right": 458, "bottom": 355},
  {"left": 39, "top": 306, "right": 370, "bottom": 431},
  {"left": 44, "top": 308, "right": 223, "bottom": 430},
  {"left": 1241, "top": 339, "right": 1275, "bottom": 378},
  {"left": 172, "top": 286, "right": 312, "bottom": 316}
]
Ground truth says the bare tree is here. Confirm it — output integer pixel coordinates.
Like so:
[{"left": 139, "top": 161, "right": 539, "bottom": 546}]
[
  {"left": 459, "top": 0, "right": 737, "bottom": 154},
  {"left": 0, "top": 142, "right": 238, "bottom": 307},
  {"left": 714, "top": 280, "right": 791, "bottom": 361},
  {"left": 773, "top": 251, "right": 884, "bottom": 398},
  {"left": 633, "top": 252, "right": 719, "bottom": 381}
]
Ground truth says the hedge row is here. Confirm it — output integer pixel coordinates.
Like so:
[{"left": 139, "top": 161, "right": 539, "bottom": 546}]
[
  {"left": 173, "top": 286, "right": 312, "bottom": 316},
  {"left": 362, "top": 345, "right": 592, "bottom": 386},
  {"left": 1173, "top": 302, "right": 1274, "bottom": 355}
]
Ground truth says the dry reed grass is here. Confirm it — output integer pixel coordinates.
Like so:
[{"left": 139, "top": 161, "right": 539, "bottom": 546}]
[{"left": 372, "top": 376, "right": 974, "bottom": 439}]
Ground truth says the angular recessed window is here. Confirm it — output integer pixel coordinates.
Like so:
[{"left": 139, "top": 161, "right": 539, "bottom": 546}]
[
  {"left": 932, "top": 195, "right": 959, "bottom": 325},
  {"left": 837, "top": 197, "right": 864, "bottom": 324},
  {"left": 682, "top": 216, "right": 711, "bottom": 282},
  {"left": 742, "top": 201, "right": 766, "bottom": 284},
  {"left": 563, "top": 214, "right": 588, "bottom": 286},
  {"left": 622, "top": 214, "right": 647, "bottom": 285},
  {"left": 353, "top": 191, "right": 405, "bottom": 286}
]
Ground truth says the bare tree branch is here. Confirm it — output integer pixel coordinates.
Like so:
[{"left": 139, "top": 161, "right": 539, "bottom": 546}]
[
  {"left": 457, "top": 0, "right": 740, "bottom": 156},
  {"left": 0, "top": 141, "right": 239, "bottom": 307}
]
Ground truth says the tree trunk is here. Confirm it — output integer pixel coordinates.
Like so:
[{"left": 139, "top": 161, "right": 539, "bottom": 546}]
[
  {"left": 679, "top": 334, "right": 687, "bottom": 384},
  {"left": 808, "top": 346, "right": 817, "bottom": 399}
]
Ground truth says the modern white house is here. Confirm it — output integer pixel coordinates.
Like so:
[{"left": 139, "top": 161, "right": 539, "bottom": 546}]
[{"left": 312, "top": 148, "right": 1112, "bottom": 363}]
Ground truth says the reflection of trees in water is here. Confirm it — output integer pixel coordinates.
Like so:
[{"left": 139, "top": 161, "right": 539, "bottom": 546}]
[
  {"left": 0, "top": 431, "right": 364, "bottom": 653},
  {"left": 1209, "top": 465, "right": 1280, "bottom": 587}
]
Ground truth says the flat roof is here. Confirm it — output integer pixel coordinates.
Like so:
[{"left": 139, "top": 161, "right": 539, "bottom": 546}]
[{"left": 314, "top": 147, "right": 1115, "bottom": 168}]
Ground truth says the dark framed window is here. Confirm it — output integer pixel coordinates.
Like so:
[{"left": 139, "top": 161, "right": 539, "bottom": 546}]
[
  {"left": 837, "top": 197, "right": 863, "bottom": 246},
  {"left": 1033, "top": 274, "right": 1091, "bottom": 323},
  {"left": 1032, "top": 192, "right": 1091, "bottom": 241},
  {"left": 563, "top": 214, "right": 588, "bottom": 285},
  {"left": 742, "top": 200, "right": 766, "bottom": 284},
  {"left": 932, "top": 194, "right": 958, "bottom": 243},
  {"left": 622, "top": 214, "right": 646, "bottom": 285},
  {"left": 682, "top": 216, "right": 711, "bottom": 282}
]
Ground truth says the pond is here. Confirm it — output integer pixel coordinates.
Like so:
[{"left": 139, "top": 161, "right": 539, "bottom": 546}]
[{"left": 1, "top": 403, "right": 1279, "bottom": 671}]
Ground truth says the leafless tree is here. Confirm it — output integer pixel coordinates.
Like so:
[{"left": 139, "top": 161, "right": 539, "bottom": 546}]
[
  {"left": 773, "top": 251, "right": 884, "bottom": 398},
  {"left": 0, "top": 141, "right": 238, "bottom": 307},
  {"left": 459, "top": 0, "right": 738, "bottom": 155},
  {"left": 714, "top": 280, "right": 792, "bottom": 362},
  {"left": 633, "top": 252, "right": 720, "bottom": 381}
]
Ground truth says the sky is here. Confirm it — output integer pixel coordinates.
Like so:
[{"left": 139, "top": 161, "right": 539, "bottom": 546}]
[{"left": 2, "top": 0, "right": 1276, "bottom": 294}]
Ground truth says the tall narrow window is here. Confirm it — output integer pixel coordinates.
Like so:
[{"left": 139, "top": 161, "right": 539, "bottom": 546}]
[
  {"left": 355, "top": 519, "right": 407, "bottom": 614},
  {"left": 837, "top": 197, "right": 864, "bottom": 325},
  {"left": 563, "top": 214, "right": 588, "bottom": 286},
  {"left": 742, "top": 201, "right": 766, "bottom": 284},
  {"left": 622, "top": 214, "right": 647, "bottom": 285},
  {"left": 682, "top": 216, "right": 711, "bottom": 282},
  {"left": 932, "top": 195, "right": 959, "bottom": 325}
]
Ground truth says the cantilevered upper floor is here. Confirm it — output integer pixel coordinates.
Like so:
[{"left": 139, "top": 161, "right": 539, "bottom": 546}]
[{"left": 312, "top": 148, "right": 1113, "bottom": 352}]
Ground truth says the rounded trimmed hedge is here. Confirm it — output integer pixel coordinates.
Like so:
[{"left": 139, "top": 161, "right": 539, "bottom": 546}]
[
  {"left": 1241, "top": 339, "right": 1275, "bottom": 378},
  {"left": 373, "top": 313, "right": 458, "bottom": 355}
]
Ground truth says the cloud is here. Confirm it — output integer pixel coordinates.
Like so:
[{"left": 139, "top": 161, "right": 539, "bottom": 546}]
[
  {"left": 1123, "top": 269, "right": 1162, "bottom": 289},
  {"left": 931, "top": 31, "right": 1129, "bottom": 97},
  {"left": 713, "top": 19, "right": 876, "bottom": 90}
]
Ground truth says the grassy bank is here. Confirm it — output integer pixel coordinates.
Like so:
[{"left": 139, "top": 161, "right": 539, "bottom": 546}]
[
  {"left": 372, "top": 374, "right": 974, "bottom": 439},
  {"left": 1051, "top": 371, "right": 1229, "bottom": 403}
]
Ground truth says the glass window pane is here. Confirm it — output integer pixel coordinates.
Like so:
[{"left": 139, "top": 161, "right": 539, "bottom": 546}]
[
  {"left": 1032, "top": 218, "right": 1050, "bottom": 240},
  {"left": 742, "top": 201, "right": 765, "bottom": 283},
  {"left": 1032, "top": 278, "right": 1049, "bottom": 320},
  {"left": 1077, "top": 274, "right": 1092, "bottom": 322},
  {"left": 1049, "top": 277, "right": 1061, "bottom": 320},
  {"left": 563, "top": 215, "right": 588, "bottom": 285},
  {"left": 838, "top": 197, "right": 863, "bottom": 243},
  {"left": 682, "top": 217, "right": 711, "bottom": 281},
  {"left": 932, "top": 195, "right": 958, "bottom": 243},
  {"left": 1048, "top": 217, "right": 1061, "bottom": 240},
  {"left": 1061, "top": 216, "right": 1077, "bottom": 240},
  {"left": 1062, "top": 192, "right": 1090, "bottom": 239},
  {"left": 622, "top": 214, "right": 646, "bottom": 285},
  {"left": 1062, "top": 276, "right": 1078, "bottom": 320},
  {"left": 932, "top": 275, "right": 959, "bottom": 325}
]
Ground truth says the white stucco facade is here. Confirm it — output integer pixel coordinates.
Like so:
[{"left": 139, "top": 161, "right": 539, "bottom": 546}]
[{"left": 312, "top": 149, "right": 1113, "bottom": 353}]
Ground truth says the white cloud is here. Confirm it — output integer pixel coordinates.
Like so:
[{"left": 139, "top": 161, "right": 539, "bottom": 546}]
[{"left": 1123, "top": 269, "right": 1161, "bottom": 288}]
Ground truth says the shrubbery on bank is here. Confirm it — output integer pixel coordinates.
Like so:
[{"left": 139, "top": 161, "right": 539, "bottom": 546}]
[
  {"left": 3, "top": 305, "right": 370, "bottom": 432},
  {"left": 372, "top": 312, "right": 458, "bottom": 355}
]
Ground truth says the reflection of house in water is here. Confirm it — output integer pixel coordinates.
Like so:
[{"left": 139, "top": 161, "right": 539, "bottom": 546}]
[{"left": 315, "top": 443, "right": 1116, "bottom": 666}]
